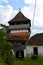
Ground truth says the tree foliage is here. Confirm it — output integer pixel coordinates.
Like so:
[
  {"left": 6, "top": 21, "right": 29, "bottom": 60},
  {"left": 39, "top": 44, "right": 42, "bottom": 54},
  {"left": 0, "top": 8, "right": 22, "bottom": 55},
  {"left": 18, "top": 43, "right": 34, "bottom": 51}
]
[{"left": 0, "top": 29, "right": 14, "bottom": 65}]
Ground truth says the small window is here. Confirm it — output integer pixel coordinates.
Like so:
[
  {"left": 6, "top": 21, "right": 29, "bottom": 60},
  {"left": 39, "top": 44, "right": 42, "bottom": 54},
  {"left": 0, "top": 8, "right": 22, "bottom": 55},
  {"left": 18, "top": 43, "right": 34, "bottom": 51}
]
[
  {"left": 22, "top": 42, "right": 25, "bottom": 45},
  {"left": 28, "top": 28, "right": 30, "bottom": 32}
]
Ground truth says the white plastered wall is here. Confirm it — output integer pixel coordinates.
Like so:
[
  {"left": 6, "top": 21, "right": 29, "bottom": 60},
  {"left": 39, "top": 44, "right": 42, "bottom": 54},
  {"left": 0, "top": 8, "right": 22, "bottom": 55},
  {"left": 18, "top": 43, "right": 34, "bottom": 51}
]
[
  {"left": 26, "top": 46, "right": 33, "bottom": 56},
  {"left": 24, "top": 46, "right": 43, "bottom": 57},
  {"left": 24, "top": 49, "right": 26, "bottom": 57},
  {"left": 38, "top": 46, "right": 43, "bottom": 56}
]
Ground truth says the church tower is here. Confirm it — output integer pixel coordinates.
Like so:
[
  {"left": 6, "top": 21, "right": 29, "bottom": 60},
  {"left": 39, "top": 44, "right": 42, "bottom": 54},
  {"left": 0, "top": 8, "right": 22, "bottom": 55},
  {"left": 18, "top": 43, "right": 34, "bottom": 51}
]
[{"left": 7, "top": 11, "right": 31, "bottom": 58}]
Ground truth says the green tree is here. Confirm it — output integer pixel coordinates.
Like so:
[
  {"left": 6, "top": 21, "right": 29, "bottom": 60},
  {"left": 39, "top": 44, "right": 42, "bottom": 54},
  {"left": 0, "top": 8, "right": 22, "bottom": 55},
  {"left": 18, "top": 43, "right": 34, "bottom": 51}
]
[{"left": 0, "top": 29, "right": 14, "bottom": 65}]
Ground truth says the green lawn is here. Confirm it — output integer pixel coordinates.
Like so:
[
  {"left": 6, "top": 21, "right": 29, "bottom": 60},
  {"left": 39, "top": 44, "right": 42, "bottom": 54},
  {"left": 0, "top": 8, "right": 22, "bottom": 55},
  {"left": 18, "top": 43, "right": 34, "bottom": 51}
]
[
  {"left": 13, "top": 57, "right": 43, "bottom": 65},
  {"left": 0, "top": 56, "right": 43, "bottom": 65}
]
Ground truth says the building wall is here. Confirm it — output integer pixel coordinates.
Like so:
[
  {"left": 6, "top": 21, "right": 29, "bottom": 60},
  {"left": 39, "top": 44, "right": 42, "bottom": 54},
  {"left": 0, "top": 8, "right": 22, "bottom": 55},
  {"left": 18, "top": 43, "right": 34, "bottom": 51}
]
[
  {"left": 38, "top": 46, "right": 43, "bottom": 56},
  {"left": 24, "top": 46, "right": 33, "bottom": 57},
  {"left": 24, "top": 46, "right": 43, "bottom": 57},
  {"left": 24, "top": 49, "right": 26, "bottom": 57}
]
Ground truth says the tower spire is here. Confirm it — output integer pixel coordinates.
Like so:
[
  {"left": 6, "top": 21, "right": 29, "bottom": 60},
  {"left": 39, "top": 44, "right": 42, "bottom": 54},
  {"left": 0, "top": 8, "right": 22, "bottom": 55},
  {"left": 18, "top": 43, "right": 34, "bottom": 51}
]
[{"left": 19, "top": 8, "right": 21, "bottom": 11}]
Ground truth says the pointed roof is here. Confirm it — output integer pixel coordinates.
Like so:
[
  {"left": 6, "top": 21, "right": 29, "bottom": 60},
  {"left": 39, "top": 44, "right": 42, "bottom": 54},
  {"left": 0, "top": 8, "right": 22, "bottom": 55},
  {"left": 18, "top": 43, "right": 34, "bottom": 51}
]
[{"left": 8, "top": 11, "right": 31, "bottom": 24}]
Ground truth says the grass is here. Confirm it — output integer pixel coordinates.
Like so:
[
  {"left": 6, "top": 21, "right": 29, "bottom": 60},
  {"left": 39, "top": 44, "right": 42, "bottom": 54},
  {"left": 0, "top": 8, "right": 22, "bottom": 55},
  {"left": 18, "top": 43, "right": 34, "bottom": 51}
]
[
  {"left": 0, "top": 56, "right": 43, "bottom": 65},
  {"left": 13, "top": 57, "right": 43, "bottom": 65}
]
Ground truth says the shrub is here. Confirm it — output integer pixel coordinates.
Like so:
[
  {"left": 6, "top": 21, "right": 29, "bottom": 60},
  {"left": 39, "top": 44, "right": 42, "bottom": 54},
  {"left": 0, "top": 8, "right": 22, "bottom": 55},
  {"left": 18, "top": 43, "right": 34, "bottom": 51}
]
[{"left": 0, "top": 29, "right": 14, "bottom": 65}]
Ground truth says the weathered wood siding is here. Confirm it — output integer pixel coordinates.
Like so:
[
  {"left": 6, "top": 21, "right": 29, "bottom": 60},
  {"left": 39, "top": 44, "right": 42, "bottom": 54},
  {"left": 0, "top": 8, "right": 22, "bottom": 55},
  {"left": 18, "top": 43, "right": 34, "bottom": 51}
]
[{"left": 8, "top": 24, "right": 30, "bottom": 30}]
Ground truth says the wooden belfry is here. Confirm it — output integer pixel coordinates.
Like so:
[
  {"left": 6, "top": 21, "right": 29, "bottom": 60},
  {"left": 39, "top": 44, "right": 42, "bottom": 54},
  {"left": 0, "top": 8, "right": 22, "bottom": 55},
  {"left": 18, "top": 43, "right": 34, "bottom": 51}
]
[{"left": 7, "top": 11, "right": 31, "bottom": 58}]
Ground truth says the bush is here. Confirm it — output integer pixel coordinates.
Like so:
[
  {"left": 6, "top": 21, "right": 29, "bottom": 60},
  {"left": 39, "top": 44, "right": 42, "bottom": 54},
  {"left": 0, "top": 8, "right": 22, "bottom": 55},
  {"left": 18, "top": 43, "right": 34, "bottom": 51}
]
[
  {"left": 4, "top": 50, "right": 14, "bottom": 65},
  {"left": 0, "top": 29, "right": 14, "bottom": 65},
  {"left": 0, "top": 41, "right": 14, "bottom": 65}
]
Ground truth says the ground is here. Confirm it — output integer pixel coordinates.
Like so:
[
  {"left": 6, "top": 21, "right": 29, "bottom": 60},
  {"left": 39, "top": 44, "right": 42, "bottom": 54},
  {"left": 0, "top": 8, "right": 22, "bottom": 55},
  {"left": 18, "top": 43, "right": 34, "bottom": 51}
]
[
  {"left": 13, "top": 57, "right": 43, "bottom": 65},
  {"left": 0, "top": 56, "right": 43, "bottom": 65}
]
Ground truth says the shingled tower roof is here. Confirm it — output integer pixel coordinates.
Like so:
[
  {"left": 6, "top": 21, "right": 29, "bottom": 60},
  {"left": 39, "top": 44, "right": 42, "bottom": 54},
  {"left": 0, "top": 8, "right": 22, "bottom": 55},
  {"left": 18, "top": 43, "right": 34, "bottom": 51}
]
[{"left": 8, "top": 11, "right": 31, "bottom": 25}]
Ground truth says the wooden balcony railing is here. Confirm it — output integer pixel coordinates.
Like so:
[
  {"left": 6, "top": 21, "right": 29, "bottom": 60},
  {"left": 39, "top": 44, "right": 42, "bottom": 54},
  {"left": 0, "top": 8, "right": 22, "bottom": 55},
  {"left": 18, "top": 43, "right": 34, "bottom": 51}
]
[{"left": 8, "top": 24, "right": 30, "bottom": 30}]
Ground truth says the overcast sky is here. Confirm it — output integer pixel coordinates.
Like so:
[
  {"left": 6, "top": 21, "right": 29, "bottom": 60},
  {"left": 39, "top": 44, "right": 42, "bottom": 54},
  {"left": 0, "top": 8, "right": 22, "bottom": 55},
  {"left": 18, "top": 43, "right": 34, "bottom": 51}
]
[{"left": 0, "top": 0, "right": 43, "bottom": 36}]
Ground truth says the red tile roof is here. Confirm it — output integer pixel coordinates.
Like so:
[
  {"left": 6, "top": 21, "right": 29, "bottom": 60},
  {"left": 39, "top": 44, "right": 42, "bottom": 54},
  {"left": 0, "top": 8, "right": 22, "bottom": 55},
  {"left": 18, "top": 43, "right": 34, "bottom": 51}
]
[
  {"left": 7, "top": 32, "right": 30, "bottom": 41},
  {"left": 11, "top": 31, "right": 29, "bottom": 35}
]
